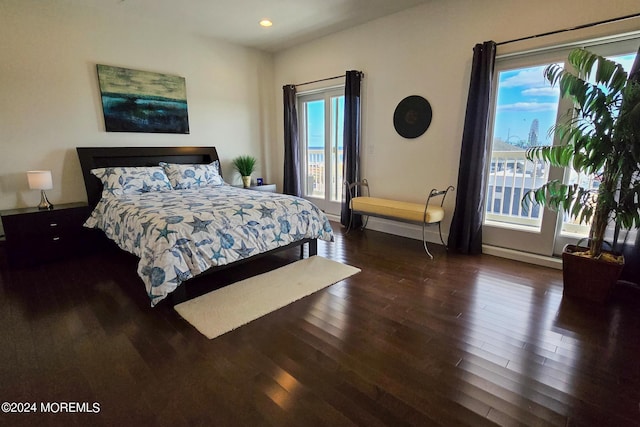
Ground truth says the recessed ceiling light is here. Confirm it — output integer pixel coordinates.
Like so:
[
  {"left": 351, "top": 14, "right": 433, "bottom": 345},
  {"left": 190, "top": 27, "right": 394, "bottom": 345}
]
[{"left": 259, "top": 19, "right": 273, "bottom": 27}]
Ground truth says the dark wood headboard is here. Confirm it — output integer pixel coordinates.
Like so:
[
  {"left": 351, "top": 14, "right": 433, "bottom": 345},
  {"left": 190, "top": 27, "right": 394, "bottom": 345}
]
[{"left": 76, "top": 146, "right": 221, "bottom": 208}]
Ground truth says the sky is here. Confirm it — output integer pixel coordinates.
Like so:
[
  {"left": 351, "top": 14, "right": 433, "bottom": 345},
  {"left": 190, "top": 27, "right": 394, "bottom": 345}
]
[
  {"left": 306, "top": 97, "right": 344, "bottom": 149},
  {"left": 494, "top": 64, "right": 560, "bottom": 146},
  {"left": 492, "top": 52, "right": 637, "bottom": 148}
]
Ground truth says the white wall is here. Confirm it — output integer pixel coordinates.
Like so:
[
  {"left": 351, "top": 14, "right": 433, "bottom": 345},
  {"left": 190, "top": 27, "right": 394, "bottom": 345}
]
[
  {"left": 0, "top": 0, "right": 274, "bottom": 210},
  {"left": 272, "top": 0, "right": 640, "bottom": 241},
  {"left": 2, "top": 0, "right": 638, "bottom": 246}
]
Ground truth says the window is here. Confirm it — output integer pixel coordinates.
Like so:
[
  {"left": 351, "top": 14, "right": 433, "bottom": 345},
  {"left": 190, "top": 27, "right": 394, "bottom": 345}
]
[
  {"left": 297, "top": 87, "right": 344, "bottom": 213},
  {"left": 483, "top": 35, "right": 639, "bottom": 256},
  {"left": 560, "top": 51, "right": 639, "bottom": 238},
  {"left": 485, "top": 61, "right": 562, "bottom": 231}
]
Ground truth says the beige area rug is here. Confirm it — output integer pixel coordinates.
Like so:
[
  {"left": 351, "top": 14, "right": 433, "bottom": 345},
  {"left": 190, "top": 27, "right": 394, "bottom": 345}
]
[{"left": 174, "top": 256, "right": 361, "bottom": 339}]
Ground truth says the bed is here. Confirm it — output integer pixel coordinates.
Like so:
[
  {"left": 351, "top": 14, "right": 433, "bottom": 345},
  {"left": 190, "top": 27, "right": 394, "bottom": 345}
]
[{"left": 76, "top": 146, "right": 334, "bottom": 306}]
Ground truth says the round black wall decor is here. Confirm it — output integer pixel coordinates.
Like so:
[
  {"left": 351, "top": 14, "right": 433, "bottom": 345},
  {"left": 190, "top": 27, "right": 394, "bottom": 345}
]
[{"left": 393, "top": 95, "right": 432, "bottom": 139}]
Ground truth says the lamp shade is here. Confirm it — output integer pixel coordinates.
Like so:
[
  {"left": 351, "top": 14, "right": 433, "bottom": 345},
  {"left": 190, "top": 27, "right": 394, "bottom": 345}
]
[{"left": 27, "top": 170, "right": 53, "bottom": 190}]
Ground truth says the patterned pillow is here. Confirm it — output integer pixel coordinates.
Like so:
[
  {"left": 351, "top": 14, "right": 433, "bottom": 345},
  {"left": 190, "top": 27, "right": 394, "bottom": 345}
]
[
  {"left": 159, "top": 161, "right": 224, "bottom": 189},
  {"left": 91, "top": 166, "right": 173, "bottom": 198}
]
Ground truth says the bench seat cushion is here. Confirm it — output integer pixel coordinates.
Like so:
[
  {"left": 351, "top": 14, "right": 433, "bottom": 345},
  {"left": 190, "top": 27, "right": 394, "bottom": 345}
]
[{"left": 351, "top": 197, "right": 445, "bottom": 223}]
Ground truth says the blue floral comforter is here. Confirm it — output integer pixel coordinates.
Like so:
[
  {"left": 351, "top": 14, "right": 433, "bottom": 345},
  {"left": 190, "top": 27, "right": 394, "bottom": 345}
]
[{"left": 85, "top": 186, "right": 334, "bottom": 306}]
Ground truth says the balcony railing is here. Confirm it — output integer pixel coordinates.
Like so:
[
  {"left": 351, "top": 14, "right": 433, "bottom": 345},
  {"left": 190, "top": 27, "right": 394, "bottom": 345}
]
[
  {"left": 486, "top": 150, "right": 598, "bottom": 232},
  {"left": 306, "top": 147, "right": 343, "bottom": 201},
  {"left": 486, "top": 151, "right": 546, "bottom": 228}
]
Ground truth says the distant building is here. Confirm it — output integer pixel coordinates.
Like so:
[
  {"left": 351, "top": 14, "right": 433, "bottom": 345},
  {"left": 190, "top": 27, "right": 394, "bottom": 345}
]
[{"left": 528, "top": 119, "right": 539, "bottom": 146}]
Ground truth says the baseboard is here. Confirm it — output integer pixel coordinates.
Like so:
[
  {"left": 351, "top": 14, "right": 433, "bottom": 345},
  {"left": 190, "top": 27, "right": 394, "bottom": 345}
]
[
  {"left": 350, "top": 217, "right": 445, "bottom": 244},
  {"left": 325, "top": 213, "right": 341, "bottom": 223},
  {"left": 366, "top": 222, "right": 562, "bottom": 270},
  {"left": 371, "top": 218, "right": 444, "bottom": 243},
  {"left": 326, "top": 214, "right": 445, "bottom": 243},
  {"left": 482, "top": 245, "right": 563, "bottom": 270},
  {"left": 328, "top": 213, "right": 563, "bottom": 270}
]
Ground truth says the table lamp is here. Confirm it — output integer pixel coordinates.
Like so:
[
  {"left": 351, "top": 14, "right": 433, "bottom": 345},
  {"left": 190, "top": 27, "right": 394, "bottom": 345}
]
[{"left": 27, "top": 170, "right": 54, "bottom": 210}]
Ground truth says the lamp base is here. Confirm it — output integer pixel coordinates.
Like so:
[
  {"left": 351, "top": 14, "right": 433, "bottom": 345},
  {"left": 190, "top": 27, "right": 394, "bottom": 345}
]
[{"left": 38, "top": 190, "right": 53, "bottom": 210}]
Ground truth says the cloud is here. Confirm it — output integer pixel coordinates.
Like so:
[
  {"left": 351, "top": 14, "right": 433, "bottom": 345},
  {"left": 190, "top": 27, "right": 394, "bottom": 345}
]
[
  {"left": 522, "top": 87, "right": 558, "bottom": 97},
  {"left": 500, "top": 67, "right": 549, "bottom": 88},
  {"left": 497, "top": 102, "right": 558, "bottom": 112}
]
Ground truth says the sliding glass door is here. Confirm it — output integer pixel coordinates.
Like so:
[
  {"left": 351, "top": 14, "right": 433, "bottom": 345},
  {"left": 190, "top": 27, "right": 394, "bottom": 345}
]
[
  {"left": 297, "top": 87, "right": 345, "bottom": 214},
  {"left": 483, "top": 52, "right": 568, "bottom": 255},
  {"left": 483, "top": 38, "right": 639, "bottom": 256}
]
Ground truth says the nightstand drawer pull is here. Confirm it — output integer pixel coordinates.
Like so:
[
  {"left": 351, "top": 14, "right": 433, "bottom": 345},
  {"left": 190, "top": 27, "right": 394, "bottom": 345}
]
[
  {"left": 49, "top": 223, "right": 58, "bottom": 227},
  {"left": 52, "top": 237, "right": 60, "bottom": 241}
]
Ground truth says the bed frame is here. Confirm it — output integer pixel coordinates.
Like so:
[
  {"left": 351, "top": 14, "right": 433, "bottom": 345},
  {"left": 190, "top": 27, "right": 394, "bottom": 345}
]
[
  {"left": 76, "top": 146, "right": 318, "bottom": 303},
  {"left": 77, "top": 146, "right": 225, "bottom": 208}
]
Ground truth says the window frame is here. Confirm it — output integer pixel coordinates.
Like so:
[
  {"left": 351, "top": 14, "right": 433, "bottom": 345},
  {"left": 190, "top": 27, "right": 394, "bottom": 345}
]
[
  {"left": 296, "top": 85, "right": 345, "bottom": 215},
  {"left": 483, "top": 32, "right": 640, "bottom": 256}
]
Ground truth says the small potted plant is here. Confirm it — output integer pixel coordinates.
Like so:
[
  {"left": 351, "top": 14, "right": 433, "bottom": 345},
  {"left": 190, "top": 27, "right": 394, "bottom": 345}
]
[
  {"left": 232, "top": 155, "right": 257, "bottom": 188},
  {"left": 524, "top": 47, "right": 640, "bottom": 303}
]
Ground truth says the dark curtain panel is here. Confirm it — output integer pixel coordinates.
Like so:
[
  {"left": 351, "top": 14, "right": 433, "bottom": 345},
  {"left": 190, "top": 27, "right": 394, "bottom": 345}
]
[
  {"left": 340, "top": 70, "right": 364, "bottom": 227},
  {"left": 283, "top": 84, "right": 301, "bottom": 196},
  {"left": 447, "top": 41, "right": 497, "bottom": 254}
]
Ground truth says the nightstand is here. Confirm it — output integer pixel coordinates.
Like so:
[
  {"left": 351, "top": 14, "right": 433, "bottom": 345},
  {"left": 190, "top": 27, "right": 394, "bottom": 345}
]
[
  {"left": 233, "top": 184, "right": 277, "bottom": 193},
  {"left": 0, "top": 202, "right": 93, "bottom": 267}
]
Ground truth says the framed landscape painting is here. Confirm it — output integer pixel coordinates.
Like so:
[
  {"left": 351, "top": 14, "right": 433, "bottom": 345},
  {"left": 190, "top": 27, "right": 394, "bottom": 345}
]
[{"left": 97, "top": 64, "right": 190, "bottom": 134}]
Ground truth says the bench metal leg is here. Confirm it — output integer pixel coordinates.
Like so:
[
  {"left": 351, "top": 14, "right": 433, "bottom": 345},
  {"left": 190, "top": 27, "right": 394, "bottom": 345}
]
[
  {"left": 421, "top": 222, "right": 434, "bottom": 260},
  {"left": 346, "top": 212, "right": 368, "bottom": 234},
  {"left": 438, "top": 222, "right": 448, "bottom": 251},
  {"left": 359, "top": 215, "right": 368, "bottom": 231},
  {"left": 346, "top": 209, "right": 354, "bottom": 233}
]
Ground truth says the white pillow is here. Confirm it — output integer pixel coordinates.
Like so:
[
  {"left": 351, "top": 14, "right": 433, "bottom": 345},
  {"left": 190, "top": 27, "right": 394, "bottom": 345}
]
[
  {"left": 159, "top": 161, "right": 224, "bottom": 189},
  {"left": 91, "top": 166, "right": 173, "bottom": 198}
]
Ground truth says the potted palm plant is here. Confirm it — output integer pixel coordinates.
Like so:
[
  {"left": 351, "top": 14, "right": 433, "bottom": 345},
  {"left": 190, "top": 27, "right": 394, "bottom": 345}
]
[
  {"left": 525, "top": 47, "right": 640, "bottom": 303},
  {"left": 232, "top": 155, "right": 257, "bottom": 188}
]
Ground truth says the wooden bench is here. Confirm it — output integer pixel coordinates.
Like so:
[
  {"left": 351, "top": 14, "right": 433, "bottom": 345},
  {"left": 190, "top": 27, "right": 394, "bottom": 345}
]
[{"left": 346, "top": 180, "right": 454, "bottom": 259}]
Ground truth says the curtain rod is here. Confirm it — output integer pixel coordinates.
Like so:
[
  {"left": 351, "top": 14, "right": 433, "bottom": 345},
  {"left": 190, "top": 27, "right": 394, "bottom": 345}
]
[
  {"left": 497, "top": 12, "right": 640, "bottom": 46},
  {"left": 292, "top": 70, "right": 363, "bottom": 87},
  {"left": 294, "top": 74, "right": 344, "bottom": 87}
]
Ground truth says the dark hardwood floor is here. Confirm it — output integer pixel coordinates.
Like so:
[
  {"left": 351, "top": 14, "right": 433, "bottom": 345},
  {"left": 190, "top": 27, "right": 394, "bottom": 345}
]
[{"left": 1, "top": 223, "right": 639, "bottom": 426}]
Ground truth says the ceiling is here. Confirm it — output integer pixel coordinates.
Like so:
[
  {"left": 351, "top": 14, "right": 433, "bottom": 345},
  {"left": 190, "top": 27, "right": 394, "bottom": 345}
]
[{"left": 79, "top": 0, "right": 432, "bottom": 52}]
